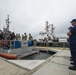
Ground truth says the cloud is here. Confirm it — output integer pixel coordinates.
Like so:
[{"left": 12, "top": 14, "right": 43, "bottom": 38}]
[{"left": 0, "top": 0, "right": 76, "bottom": 38}]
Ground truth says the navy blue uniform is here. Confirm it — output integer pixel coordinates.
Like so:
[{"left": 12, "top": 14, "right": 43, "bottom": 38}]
[
  {"left": 0, "top": 34, "right": 2, "bottom": 40},
  {"left": 69, "top": 26, "right": 76, "bottom": 66}
]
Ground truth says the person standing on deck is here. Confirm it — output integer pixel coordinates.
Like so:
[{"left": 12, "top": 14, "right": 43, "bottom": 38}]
[
  {"left": 28, "top": 34, "right": 33, "bottom": 46},
  {"left": 22, "top": 34, "right": 24, "bottom": 40},
  {"left": 67, "top": 19, "right": 76, "bottom": 70},
  {"left": 67, "top": 26, "right": 73, "bottom": 61},
  {"left": 0, "top": 32, "right": 2, "bottom": 40},
  {"left": 24, "top": 33, "right": 27, "bottom": 40},
  {"left": 29, "top": 34, "right": 33, "bottom": 40}
]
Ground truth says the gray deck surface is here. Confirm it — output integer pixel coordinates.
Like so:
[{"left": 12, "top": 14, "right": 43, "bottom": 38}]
[
  {"left": 32, "top": 50, "right": 76, "bottom": 75},
  {"left": 0, "top": 58, "right": 27, "bottom": 75},
  {"left": 0, "top": 48, "right": 76, "bottom": 75},
  {"left": 0, "top": 47, "right": 39, "bottom": 58}
]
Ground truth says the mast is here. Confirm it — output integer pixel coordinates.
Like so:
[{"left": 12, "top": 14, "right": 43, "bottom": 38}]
[{"left": 6, "top": 15, "right": 11, "bottom": 31}]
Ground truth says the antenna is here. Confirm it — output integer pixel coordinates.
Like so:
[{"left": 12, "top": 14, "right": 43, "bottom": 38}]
[{"left": 6, "top": 15, "right": 11, "bottom": 31}]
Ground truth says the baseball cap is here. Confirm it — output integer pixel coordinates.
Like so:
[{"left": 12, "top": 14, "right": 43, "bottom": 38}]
[{"left": 70, "top": 19, "right": 76, "bottom": 23}]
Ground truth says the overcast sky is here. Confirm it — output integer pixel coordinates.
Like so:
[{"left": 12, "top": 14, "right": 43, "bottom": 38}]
[{"left": 0, "top": 0, "right": 76, "bottom": 37}]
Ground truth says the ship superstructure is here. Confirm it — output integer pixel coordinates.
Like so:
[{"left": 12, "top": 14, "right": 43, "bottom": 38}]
[{"left": 3, "top": 15, "right": 11, "bottom": 32}]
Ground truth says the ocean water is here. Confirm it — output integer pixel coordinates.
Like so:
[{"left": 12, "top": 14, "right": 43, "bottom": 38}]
[{"left": 21, "top": 51, "right": 55, "bottom": 60}]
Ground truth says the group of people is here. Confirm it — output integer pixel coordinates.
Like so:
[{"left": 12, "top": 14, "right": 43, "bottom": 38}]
[
  {"left": 0, "top": 31, "right": 33, "bottom": 41},
  {"left": 0, "top": 31, "right": 23, "bottom": 40},
  {"left": 67, "top": 19, "right": 76, "bottom": 70},
  {"left": 0, "top": 31, "right": 33, "bottom": 48},
  {"left": 22, "top": 33, "right": 33, "bottom": 41},
  {"left": 0, "top": 31, "right": 15, "bottom": 40}
]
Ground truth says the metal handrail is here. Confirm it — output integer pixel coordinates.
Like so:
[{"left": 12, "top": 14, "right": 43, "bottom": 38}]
[{"left": 2, "top": 40, "right": 21, "bottom": 50}]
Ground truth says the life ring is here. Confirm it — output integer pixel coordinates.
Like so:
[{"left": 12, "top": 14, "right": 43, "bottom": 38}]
[{"left": 0, "top": 52, "right": 17, "bottom": 59}]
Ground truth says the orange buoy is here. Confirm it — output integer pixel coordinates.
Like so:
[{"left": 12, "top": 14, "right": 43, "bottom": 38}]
[{"left": 0, "top": 52, "right": 17, "bottom": 59}]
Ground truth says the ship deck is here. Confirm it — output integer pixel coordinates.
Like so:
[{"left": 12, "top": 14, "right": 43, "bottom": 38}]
[{"left": 0, "top": 47, "right": 76, "bottom": 75}]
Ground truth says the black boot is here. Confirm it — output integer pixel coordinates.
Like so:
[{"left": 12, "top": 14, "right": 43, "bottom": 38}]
[
  {"left": 70, "top": 59, "right": 73, "bottom": 61},
  {"left": 70, "top": 62, "right": 74, "bottom": 65},
  {"left": 70, "top": 57, "right": 73, "bottom": 61},
  {"left": 69, "top": 66, "right": 76, "bottom": 70}
]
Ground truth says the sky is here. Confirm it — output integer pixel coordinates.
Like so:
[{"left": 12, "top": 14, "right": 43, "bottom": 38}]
[{"left": 0, "top": 0, "right": 76, "bottom": 38}]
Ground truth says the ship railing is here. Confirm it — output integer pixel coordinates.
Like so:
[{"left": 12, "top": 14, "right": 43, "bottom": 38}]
[
  {"left": 2, "top": 40, "right": 22, "bottom": 50},
  {"left": 2, "top": 40, "right": 29, "bottom": 50},
  {"left": 36, "top": 41, "right": 68, "bottom": 47}
]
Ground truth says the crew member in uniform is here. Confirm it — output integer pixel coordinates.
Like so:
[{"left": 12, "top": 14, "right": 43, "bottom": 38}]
[
  {"left": 24, "top": 33, "right": 27, "bottom": 40},
  {"left": 67, "top": 19, "right": 76, "bottom": 70},
  {"left": 28, "top": 34, "right": 33, "bottom": 46}
]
